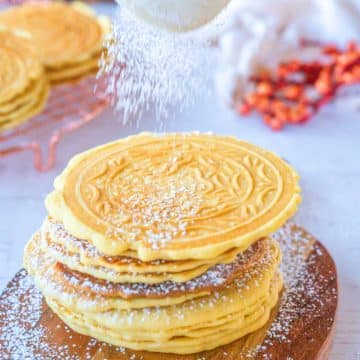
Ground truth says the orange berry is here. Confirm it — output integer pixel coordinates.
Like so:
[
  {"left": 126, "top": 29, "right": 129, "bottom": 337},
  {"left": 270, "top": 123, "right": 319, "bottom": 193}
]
[
  {"left": 256, "top": 81, "right": 273, "bottom": 96},
  {"left": 238, "top": 103, "right": 251, "bottom": 115},
  {"left": 255, "top": 97, "right": 271, "bottom": 112},
  {"left": 245, "top": 93, "right": 259, "bottom": 106},
  {"left": 282, "top": 85, "right": 302, "bottom": 100}
]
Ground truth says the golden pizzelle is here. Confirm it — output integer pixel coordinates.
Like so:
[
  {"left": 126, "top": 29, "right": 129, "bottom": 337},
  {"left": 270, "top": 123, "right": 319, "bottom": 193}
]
[
  {"left": 0, "top": 28, "right": 48, "bottom": 132},
  {"left": 47, "top": 56, "right": 99, "bottom": 83},
  {"left": 23, "top": 134, "right": 301, "bottom": 354},
  {"left": 48, "top": 276, "right": 282, "bottom": 354},
  {"left": 0, "top": 30, "right": 34, "bottom": 103},
  {"left": 24, "top": 231, "right": 282, "bottom": 354},
  {"left": 27, "top": 231, "right": 280, "bottom": 305},
  {"left": 0, "top": 77, "right": 44, "bottom": 114},
  {"left": 0, "top": 2, "right": 110, "bottom": 83},
  {"left": 0, "top": 82, "right": 49, "bottom": 132},
  {"left": 41, "top": 217, "right": 246, "bottom": 284},
  {"left": 46, "top": 132, "right": 301, "bottom": 261}
]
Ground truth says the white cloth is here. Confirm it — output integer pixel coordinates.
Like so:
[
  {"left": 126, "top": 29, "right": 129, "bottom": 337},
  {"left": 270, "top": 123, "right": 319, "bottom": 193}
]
[{"left": 216, "top": 0, "right": 360, "bottom": 103}]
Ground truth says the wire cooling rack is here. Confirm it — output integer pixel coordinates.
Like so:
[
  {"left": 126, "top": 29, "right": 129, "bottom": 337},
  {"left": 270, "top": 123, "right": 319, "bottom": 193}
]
[
  {"left": 0, "top": 77, "right": 109, "bottom": 171},
  {"left": 0, "top": 1, "right": 110, "bottom": 171}
]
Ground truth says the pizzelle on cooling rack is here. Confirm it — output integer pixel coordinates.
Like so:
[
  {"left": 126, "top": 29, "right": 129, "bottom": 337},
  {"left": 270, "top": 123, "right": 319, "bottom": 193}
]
[
  {"left": 0, "top": 1, "right": 111, "bottom": 170},
  {"left": 0, "top": 28, "right": 49, "bottom": 132},
  {"left": 24, "top": 132, "right": 301, "bottom": 355},
  {"left": 0, "top": 1, "right": 110, "bottom": 84}
]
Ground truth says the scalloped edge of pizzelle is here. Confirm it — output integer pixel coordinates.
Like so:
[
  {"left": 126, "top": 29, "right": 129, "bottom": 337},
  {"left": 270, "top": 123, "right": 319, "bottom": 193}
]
[{"left": 45, "top": 132, "right": 302, "bottom": 261}]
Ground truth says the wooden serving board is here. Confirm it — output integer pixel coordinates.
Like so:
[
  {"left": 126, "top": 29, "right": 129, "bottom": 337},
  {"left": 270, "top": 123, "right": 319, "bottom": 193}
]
[{"left": 0, "top": 233, "right": 338, "bottom": 360}]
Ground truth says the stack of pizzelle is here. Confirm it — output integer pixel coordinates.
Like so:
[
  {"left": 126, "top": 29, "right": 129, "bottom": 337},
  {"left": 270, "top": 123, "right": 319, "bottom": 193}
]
[
  {"left": 0, "top": 28, "right": 48, "bottom": 132},
  {"left": 24, "top": 133, "right": 301, "bottom": 355},
  {"left": 0, "top": 2, "right": 109, "bottom": 132},
  {"left": 0, "top": 1, "right": 110, "bottom": 84}
]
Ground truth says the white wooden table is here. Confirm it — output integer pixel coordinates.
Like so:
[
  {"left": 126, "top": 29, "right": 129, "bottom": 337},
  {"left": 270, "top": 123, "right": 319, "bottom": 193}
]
[{"left": 0, "top": 4, "right": 359, "bottom": 359}]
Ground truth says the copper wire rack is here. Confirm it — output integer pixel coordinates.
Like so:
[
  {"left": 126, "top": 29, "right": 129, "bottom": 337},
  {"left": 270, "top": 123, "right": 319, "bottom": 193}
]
[
  {"left": 0, "top": 77, "right": 110, "bottom": 171},
  {"left": 0, "top": 0, "right": 111, "bottom": 171}
]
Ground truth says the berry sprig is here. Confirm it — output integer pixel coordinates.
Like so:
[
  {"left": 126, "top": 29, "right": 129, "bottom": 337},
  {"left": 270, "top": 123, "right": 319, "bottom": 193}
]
[{"left": 235, "top": 42, "right": 360, "bottom": 130}]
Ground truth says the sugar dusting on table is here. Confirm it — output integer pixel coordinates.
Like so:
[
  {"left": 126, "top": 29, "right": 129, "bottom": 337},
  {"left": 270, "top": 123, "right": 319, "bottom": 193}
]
[
  {"left": 0, "top": 223, "right": 335, "bottom": 359},
  {"left": 0, "top": 272, "right": 74, "bottom": 359}
]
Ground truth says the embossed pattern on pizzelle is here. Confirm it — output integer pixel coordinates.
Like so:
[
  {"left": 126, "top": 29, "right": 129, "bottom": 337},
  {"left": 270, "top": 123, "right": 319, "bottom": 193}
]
[{"left": 73, "top": 137, "right": 282, "bottom": 249}]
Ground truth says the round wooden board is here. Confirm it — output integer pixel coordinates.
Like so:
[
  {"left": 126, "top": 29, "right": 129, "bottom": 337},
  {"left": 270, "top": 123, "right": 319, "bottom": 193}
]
[{"left": 0, "top": 226, "right": 338, "bottom": 359}]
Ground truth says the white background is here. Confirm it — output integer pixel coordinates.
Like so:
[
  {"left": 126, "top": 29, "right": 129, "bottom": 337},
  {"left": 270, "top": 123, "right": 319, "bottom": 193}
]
[{"left": 0, "top": 3, "right": 360, "bottom": 359}]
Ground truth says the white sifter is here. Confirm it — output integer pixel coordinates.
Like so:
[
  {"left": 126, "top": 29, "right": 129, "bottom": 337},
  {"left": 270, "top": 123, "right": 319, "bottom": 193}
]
[
  {"left": 117, "top": 0, "right": 231, "bottom": 32},
  {"left": 104, "top": 0, "right": 232, "bottom": 124}
]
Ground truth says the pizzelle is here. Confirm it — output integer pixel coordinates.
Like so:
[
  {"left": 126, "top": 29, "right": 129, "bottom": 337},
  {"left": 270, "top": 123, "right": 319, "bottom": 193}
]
[
  {"left": 0, "top": 28, "right": 48, "bottom": 132},
  {"left": 46, "top": 132, "right": 301, "bottom": 260},
  {"left": 0, "top": 2, "right": 110, "bottom": 84},
  {"left": 0, "top": 2, "right": 110, "bottom": 133},
  {"left": 40, "top": 217, "right": 244, "bottom": 284},
  {"left": 0, "top": 78, "right": 45, "bottom": 115},
  {"left": 24, "top": 231, "right": 282, "bottom": 353},
  {"left": 24, "top": 133, "right": 302, "bottom": 354}
]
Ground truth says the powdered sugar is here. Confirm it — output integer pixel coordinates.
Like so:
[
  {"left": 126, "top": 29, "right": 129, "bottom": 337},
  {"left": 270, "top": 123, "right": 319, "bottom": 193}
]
[
  {"left": 104, "top": 175, "right": 205, "bottom": 250},
  {"left": 247, "top": 222, "right": 337, "bottom": 359},
  {"left": 28, "top": 231, "right": 271, "bottom": 301},
  {"left": 100, "top": 7, "right": 216, "bottom": 125},
  {"left": 0, "top": 270, "right": 78, "bottom": 359},
  {"left": 1, "top": 223, "right": 337, "bottom": 359}
]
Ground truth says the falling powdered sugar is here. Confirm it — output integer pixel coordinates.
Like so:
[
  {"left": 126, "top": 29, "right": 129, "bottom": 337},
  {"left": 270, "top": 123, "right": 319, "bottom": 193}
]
[{"left": 100, "top": 7, "right": 217, "bottom": 125}]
